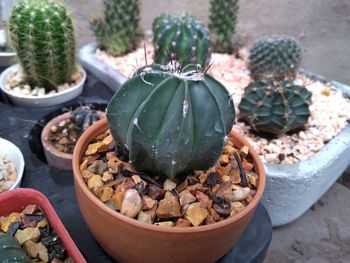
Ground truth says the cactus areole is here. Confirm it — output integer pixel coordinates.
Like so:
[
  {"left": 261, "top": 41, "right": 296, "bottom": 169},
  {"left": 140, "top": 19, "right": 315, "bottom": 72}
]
[{"left": 107, "top": 63, "right": 235, "bottom": 179}]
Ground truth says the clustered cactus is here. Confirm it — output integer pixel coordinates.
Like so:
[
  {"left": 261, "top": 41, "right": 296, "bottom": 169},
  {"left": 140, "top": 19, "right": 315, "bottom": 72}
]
[
  {"left": 153, "top": 13, "right": 211, "bottom": 67},
  {"left": 9, "top": 0, "right": 76, "bottom": 91},
  {"left": 91, "top": 0, "right": 144, "bottom": 57},
  {"left": 107, "top": 62, "right": 235, "bottom": 179},
  {"left": 239, "top": 35, "right": 310, "bottom": 135},
  {"left": 249, "top": 35, "right": 302, "bottom": 80},
  {"left": 209, "top": 0, "right": 242, "bottom": 54}
]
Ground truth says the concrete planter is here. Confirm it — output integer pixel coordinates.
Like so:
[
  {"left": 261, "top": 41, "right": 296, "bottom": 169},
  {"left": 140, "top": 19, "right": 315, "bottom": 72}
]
[
  {"left": 263, "top": 70, "right": 350, "bottom": 226},
  {"left": 78, "top": 44, "right": 350, "bottom": 226},
  {"left": 79, "top": 43, "right": 127, "bottom": 93}
]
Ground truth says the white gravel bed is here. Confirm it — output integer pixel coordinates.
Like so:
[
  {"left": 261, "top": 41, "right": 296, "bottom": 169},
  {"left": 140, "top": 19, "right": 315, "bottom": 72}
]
[{"left": 95, "top": 43, "right": 350, "bottom": 164}]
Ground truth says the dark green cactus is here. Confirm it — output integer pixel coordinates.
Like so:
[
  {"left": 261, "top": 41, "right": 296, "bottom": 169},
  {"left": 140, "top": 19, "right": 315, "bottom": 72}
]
[
  {"left": 91, "top": 0, "right": 144, "bottom": 57},
  {"left": 238, "top": 79, "right": 311, "bottom": 135},
  {"left": 0, "top": 234, "right": 31, "bottom": 263},
  {"left": 107, "top": 63, "right": 235, "bottom": 179},
  {"left": 249, "top": 35, "right": 302, "bottom": 80},
  {"left": 209, "top": 0, "right": 243, "bottom": 54},
  {"left": 153, "top": 13, "right": 211, "bottom": 67},
  {"left": 9, "top": 0, "right": 76, "bottom": 91}
]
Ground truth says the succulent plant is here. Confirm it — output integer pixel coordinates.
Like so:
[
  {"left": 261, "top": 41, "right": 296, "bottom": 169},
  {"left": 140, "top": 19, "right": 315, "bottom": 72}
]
[
  {"left": 91, "top": 0, "right": 144, "bottom": 57},
  {"left": 0, "top": 234, "right": 31, "bottom": 263},
  {"left": 249, "top": 35, "right": 302, "bottom": 80},
  {"left": 209, "top": 0, "right": 243, "bottom": 54},
  {"left": 70, "top": 106, "right": 102, "bottom": 132},
  {"left": 9, "top": 0, "right": 76, "bottom": 91},
  {"left": 153, "top": 13, "right": 211, "bottom": 67},
  {"left": 107, "top": 62, "right": 235, "bottom": 179},
  {"left": 238, "top": 79, "right": 311, "bottom": 135}
]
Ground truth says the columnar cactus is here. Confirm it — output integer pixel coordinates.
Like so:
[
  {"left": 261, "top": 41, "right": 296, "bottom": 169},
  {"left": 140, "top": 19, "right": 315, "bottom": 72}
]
[
  {"left": 9, "top": 0, "right": 76, "bottom": 91},
  {"left": 209, "top": 0, "right": 242, "bottom": 54},
  {"left": 153, "top": 13, "right": 211, "bottom": 67},
  {"left": 249, "top": 35, "right": 302, "bottom": 80},
  {"left": 107, "top": 62, "right": 235, "bottom": 179},
  {"left": 239, "top": 79, "right": 311, "bottom": 135},
  {"left": 91, "top": 0, "right": 143, "bottom": 57}
]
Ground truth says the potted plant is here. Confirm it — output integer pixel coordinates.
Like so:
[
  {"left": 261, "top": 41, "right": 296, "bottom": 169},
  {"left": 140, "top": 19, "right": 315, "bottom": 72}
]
[
  {"left": 41, "top": 106, "right": 105, "bottom": 170},
  {"left": 80, "top": 0, "right": 143, "bottom": 91},
  {"left": 72, "top": 61, "right": 265, "bottom": 263},
  {"left": 0, "top": 188, "right": 86, "bottom": 262},
  {"left": 237, "top": 35, "right": 350, "bottom": 226},
  {"left": 0, "top": 0, "right": 86, "bottom": 108}
]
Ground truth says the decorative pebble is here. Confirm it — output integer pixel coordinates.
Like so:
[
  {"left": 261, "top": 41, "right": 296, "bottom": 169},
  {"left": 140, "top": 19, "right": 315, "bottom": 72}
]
[
  {"left": 232, "top": 187, "right": 251, "bottom": 201},
  {"left": 156, "top": 191, "right": 181, "bottom": 219},
  {"left": 120, "top": 189, "right": 142, "bottom": 218},
  {"left": 185, "top": 202, "right": 209, "bottom": 227}
]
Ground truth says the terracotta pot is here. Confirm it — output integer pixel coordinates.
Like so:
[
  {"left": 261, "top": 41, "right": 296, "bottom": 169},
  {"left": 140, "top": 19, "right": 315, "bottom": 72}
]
[
  {"left": 41, "top": 111, "right": 105, "bottom": 171},
  {"left": 72, "top": 118, "right": 266, "bottom": 263},
  {"left": 0, "top": 188, "right": 86, "bottom": 263}
]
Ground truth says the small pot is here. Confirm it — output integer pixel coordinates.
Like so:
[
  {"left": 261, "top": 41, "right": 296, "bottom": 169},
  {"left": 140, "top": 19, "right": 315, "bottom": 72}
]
[
  {"left": 0, "top": 51, "right": 16, "bottom": 67},
  {"left": 0, "top": 64, "right": 86, "bottom": 108},
  {"left": 0, "top": 137, "right": 25, "bottom": 191},
  {"left": 72, "top": 118, "right": 266, "bottom": 263},
  {"left": 41, "top": 111, "right": 105, "bottom": 171},
  {"left": 0, "top": 188, "right": 86, "bottom": 262}
]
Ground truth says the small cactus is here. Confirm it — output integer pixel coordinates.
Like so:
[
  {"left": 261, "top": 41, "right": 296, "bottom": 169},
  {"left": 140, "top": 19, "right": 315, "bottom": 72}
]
[
  {"left": 153, "top": 13, "right": 211, "bottom": 67},
  {"left": 9, "top": 0, "right": 77, "bottom": 91},
  {"left": 238, "top": 79, "right": 311, "bottom": 135},
  {"left": 107, "top": 62, "right": 235, "bottom": 179},
  {"left": 91, "top": 0, "right": 144, "bottom": 57},
  {"left": 209, "top": 0, "right": 243, "bottom": 54},
  {"left": 249, "top": 35, "right": 302, "bottom": 80}
]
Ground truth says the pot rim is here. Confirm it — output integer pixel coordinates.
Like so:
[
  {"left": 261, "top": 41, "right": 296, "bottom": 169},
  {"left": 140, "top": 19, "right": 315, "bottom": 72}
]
[
  {"left": 0, "top": 64, "right": 86, "bottom": 99},
  {"left": 72, "top": 118, "right": 266, "bottom": 233},
  {"left": 41, "top": 111, "right": 106, "bottom": 160}
]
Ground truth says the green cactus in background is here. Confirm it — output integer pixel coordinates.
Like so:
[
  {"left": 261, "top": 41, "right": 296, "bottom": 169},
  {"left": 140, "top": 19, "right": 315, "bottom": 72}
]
[
  {"left": 9, "top": 0, "right": 76, "bottom": 91},
  {"left": 238, "top": 79, "right": 311, "bottom": 135},
  {"left": 249, "top": 35, "right": 302, "bottom": 80},
  {"left": 91, "top": 0, "right": 144, "bottom": 57},
  {"left": 209, "top": 0, "right": 243, "bottom": 54},
  {"left": 153, "top": 13, "right": 211, "bottom": 67},
  {"left": 107, "top": 62, "right": 235, "bottom": 179}
]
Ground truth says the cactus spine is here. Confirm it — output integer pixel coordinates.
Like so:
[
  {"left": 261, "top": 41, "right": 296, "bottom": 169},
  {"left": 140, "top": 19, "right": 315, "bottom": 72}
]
[
  {"left": 107, "top": 63, "right": 235, "bottom": 179},
  {"left": 91, "top": 0, "right": 143, "bottom": 57},
  {"left": 209, "top": 0, "right": 242, "bottom": 54},
  {"left": 249, "top": 35, "right": 302, "bottom": 80},
  {"left": 153, "top": 13, "right": 211, "bottom": 67},
  {"left": 9, "top": 0, "right": 76, "bottom": 91}
]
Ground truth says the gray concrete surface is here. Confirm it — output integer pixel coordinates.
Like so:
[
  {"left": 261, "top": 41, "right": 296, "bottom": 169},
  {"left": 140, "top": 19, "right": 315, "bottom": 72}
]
[{"left": 264, "top": 183, "right": 350, "bottom": 263}]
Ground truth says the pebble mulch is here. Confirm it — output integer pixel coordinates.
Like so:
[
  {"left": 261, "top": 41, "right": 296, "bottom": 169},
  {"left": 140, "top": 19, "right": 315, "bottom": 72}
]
[
  {"left": 0, "top": 154, "right": 17, "bottom": 193},
  {"left": 95, "top": 43, "right": 350, "bottom": 164},
  {"left": 80, "top": 130, "right": 258, "bottom": 227},
  {"left": 0, "top": 204, "right": 73, "bottom": 262},
  {"left": 4, "top": 68, "right": 84, "bottom": 97}
]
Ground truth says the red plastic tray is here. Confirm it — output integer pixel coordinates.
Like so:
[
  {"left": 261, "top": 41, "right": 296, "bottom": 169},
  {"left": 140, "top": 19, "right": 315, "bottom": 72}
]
[{"left": 0, "top": 188, "right": 86, "bottom": 263}]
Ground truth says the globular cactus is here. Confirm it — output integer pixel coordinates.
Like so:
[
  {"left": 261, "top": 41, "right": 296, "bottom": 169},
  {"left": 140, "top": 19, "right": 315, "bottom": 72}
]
[
  {"left": 70, "top": 106, "right": 102, "bottom": 132},
  {"left": 9, "top": 0, "right": 76, "bottom": 91},
  {"left": 238, "top": 79, "right": 311, "bottom": 135},
  {"left": 107, "top": 62, "right": 235, "bottom": 179},
  {"left": 91, "top": 0, "right": 143, "bottom": 57},
  {"left": 153, "top": 13, "right": 211, "bottom": 67},
  {"left": 209, "top": 0, "right": 243, "bottom": 54},
  {"left": 249, "top": 35, "right": 302, "bottom": 80}
]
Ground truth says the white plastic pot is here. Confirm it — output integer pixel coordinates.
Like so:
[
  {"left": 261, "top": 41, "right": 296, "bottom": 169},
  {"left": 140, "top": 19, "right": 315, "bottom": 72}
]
[
  {"left": 0, "top": 64, "right": 86, "bottom": 108},
  {"left": 0, "top": 137, "right": 25, "bottom": 191}
]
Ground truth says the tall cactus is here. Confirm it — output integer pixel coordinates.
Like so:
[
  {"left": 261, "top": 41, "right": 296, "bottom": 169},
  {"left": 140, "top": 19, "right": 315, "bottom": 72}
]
[
  {"left": 9, "top": 0, "right": 76, "bottom": 91},
  {"left": 153, "top": 13, "right": 211, "bottom": 67},
  {"left": 107, "top": 63, "right": 235, "bottom": 179},
  {"left": 209, "top": 0, "right": 242, "bottom": 54},
  {"left": 91, "top": 0, "right": 143, "bottom": 57}
]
